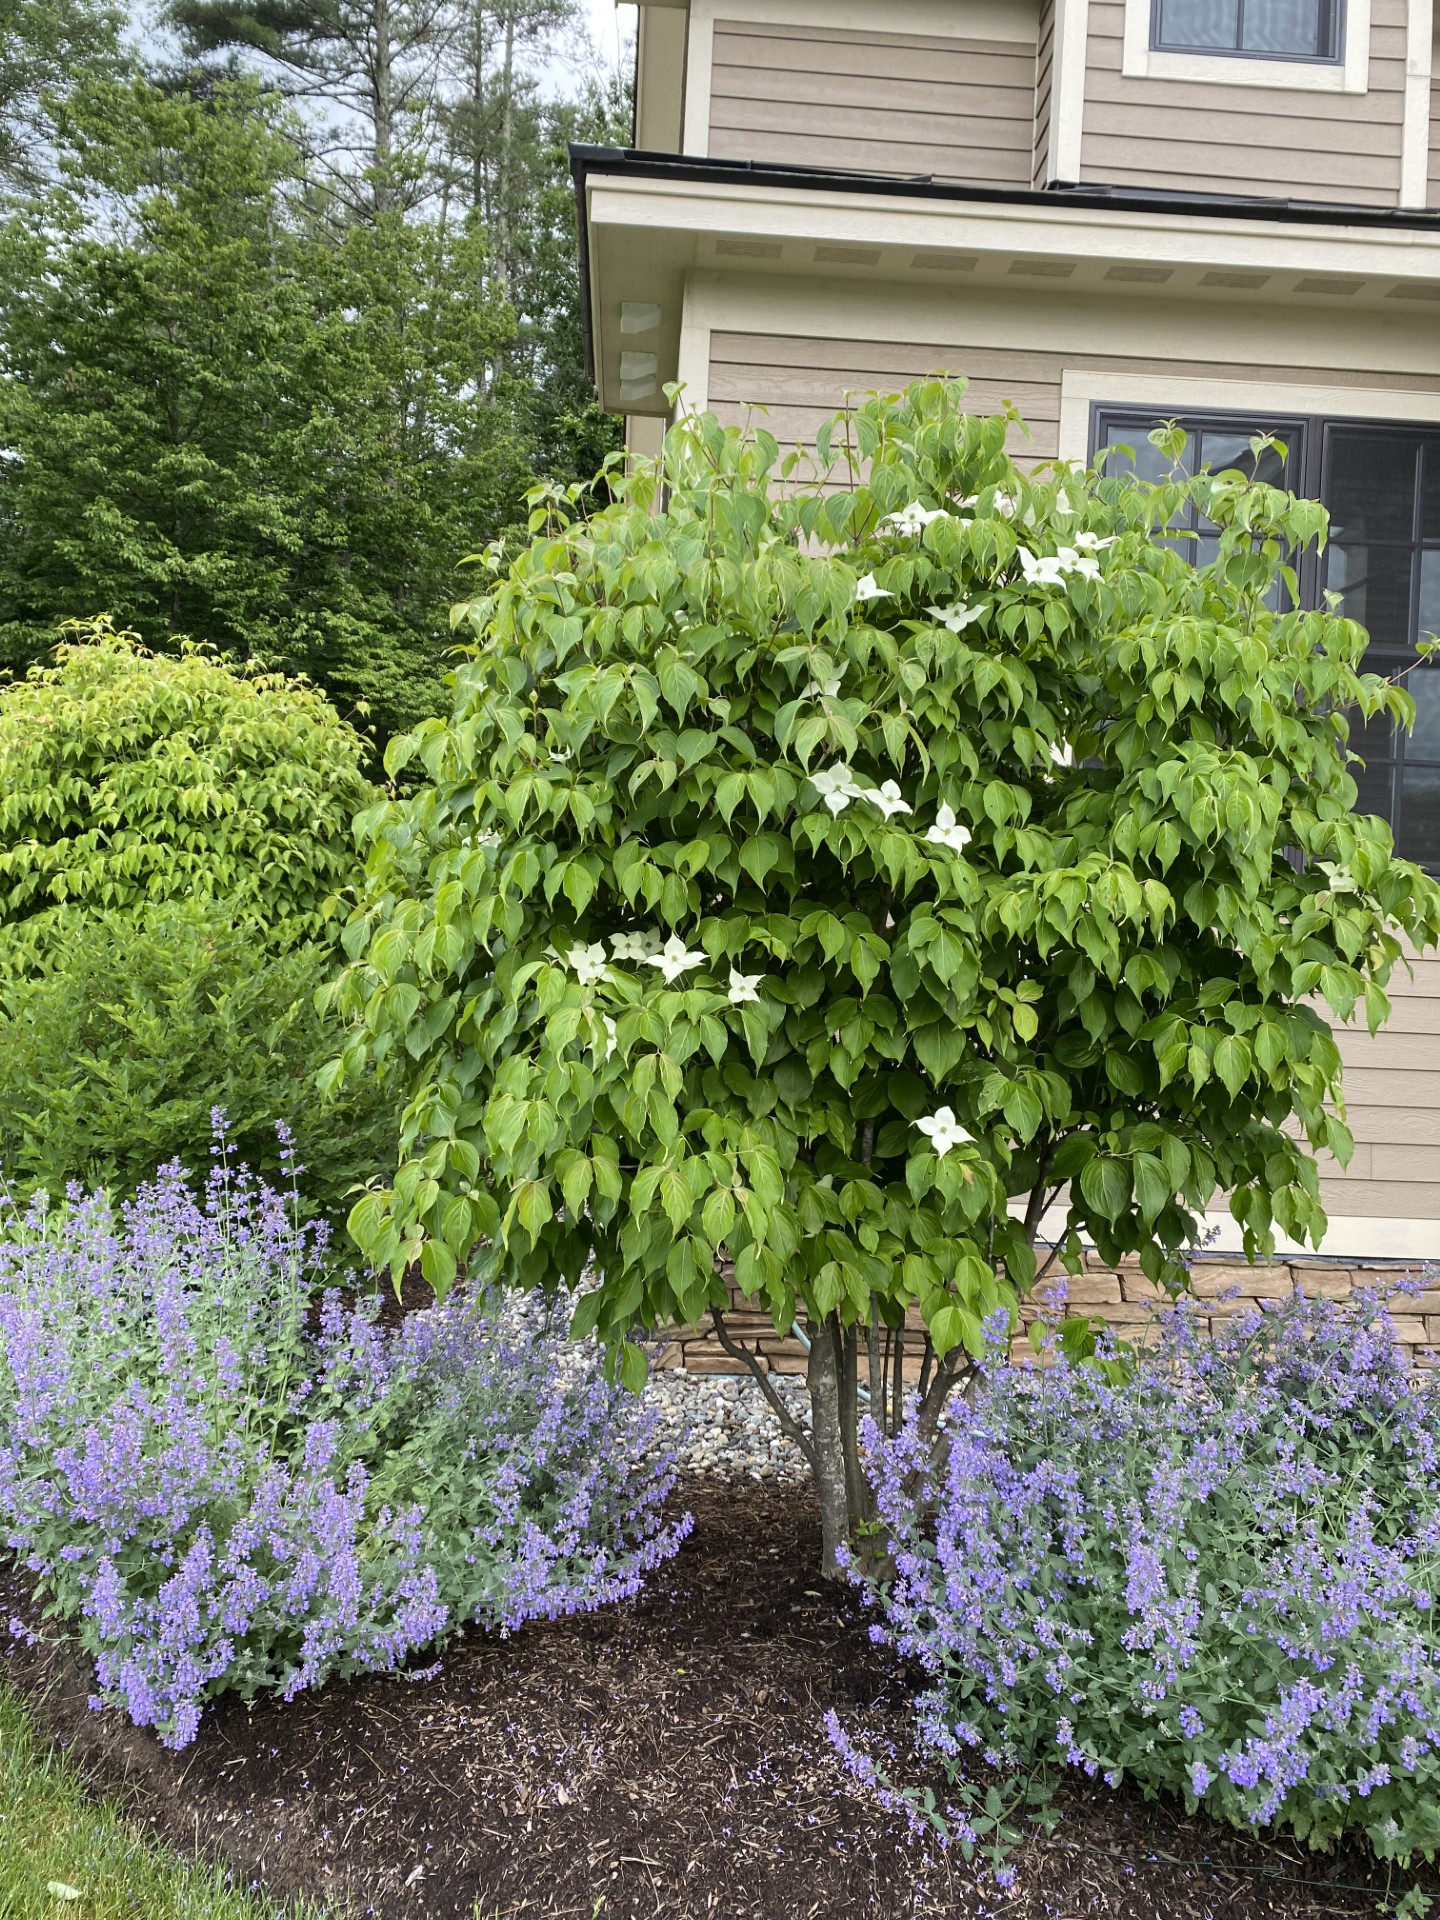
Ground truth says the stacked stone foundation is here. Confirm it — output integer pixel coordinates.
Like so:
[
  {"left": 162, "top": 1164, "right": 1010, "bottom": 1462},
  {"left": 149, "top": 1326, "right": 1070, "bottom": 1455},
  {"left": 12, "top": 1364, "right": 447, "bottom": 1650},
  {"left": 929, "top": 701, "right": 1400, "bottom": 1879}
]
[{"left": 658, "top": 1254, "right": 1439, "bottom": 1376}]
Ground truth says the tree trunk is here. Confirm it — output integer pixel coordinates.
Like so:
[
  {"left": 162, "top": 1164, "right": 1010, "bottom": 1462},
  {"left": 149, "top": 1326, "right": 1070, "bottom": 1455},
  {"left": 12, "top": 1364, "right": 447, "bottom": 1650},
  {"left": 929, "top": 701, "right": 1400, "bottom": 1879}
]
[
  {"left": 806, "top": 1315, "right": 851, "bottom": 1578},
  {"left": 372, "top": 0, "right": 394, "bottom": 211}
]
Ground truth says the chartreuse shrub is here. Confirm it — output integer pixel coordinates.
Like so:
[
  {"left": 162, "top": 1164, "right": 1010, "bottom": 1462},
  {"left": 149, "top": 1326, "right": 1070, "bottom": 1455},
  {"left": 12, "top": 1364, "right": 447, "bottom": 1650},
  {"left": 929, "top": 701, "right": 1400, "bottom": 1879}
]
[
  {"left": 0, "top": 902, "right": 393, "bottom": 1217},
  {"left": 0, "top": 1140, "right": 686, "bottom": 1750},
  {"left": 855, "top": 1291, "right": 1440, "bottom": 1887},
  {"left": 0, "top": 618, "right": 373, "bottom": 969},
  {"left": 324, "top": 380, "right": 1440, "bottom": 1572},
  {"left": 0, "top": 621, "right": 388, "bottom": 1214}
]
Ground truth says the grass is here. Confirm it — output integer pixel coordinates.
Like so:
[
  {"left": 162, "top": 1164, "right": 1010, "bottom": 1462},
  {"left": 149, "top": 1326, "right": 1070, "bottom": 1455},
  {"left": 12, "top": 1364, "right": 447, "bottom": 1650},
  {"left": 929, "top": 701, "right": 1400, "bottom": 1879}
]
[{"left": 0, "top": 1686, "right": 306, "bottom": 1919}]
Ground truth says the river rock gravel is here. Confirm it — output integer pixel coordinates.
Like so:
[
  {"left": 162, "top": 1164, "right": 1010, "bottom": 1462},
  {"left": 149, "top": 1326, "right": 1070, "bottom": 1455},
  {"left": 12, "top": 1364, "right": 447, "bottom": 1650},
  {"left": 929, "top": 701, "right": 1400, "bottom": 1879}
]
[{"left": 641, "top": 1365, "right": 812, "bottom": 1480}]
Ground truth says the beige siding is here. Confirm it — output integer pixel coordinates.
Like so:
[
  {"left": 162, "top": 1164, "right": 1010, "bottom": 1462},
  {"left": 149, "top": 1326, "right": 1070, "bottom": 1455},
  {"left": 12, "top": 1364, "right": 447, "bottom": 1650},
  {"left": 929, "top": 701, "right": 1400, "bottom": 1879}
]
[
  {"left": 1323, "top": 959, "right": 1440, "bottom": 1220},
  {"left": 708, "top": 21, "right": 1037, "bottom": 189},
  {"left": 1430, "top": 65, "right": 1440, "bottom": 205},
  {"left": 708, "top": 328, "right": 1440, "bottom": 467},
  {"left": 1034, "top": 0, "right": 1055, "bottom": 188},
  {"left": 1081, "top": 0, "right": 1408, "bottom": 205}
]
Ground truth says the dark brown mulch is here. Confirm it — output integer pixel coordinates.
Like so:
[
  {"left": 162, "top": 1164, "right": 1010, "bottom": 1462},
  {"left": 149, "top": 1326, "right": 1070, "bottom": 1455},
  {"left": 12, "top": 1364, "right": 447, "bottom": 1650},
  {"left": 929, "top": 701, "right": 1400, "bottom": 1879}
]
[{"left": 3, "top": 1478, "right": 1432, "bottom": 1920}]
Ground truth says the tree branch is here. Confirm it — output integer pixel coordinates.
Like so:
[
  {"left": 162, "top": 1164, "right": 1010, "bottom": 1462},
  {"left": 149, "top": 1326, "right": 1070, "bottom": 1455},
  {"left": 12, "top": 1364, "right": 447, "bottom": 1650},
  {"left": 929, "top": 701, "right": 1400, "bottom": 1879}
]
[{"left": 709, "top": 1308, "right": 817, "bottom": 1472}]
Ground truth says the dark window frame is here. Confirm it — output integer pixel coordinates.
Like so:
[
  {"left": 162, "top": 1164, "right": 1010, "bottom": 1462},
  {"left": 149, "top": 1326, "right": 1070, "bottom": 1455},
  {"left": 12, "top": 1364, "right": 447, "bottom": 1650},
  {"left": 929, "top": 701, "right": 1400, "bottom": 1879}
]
[
  {"left": 1149, "top": 0, "right": 1343, "bottom": 63},
  {"left": 1090, "top": 403, "right": 1440, "bottom": 870}
]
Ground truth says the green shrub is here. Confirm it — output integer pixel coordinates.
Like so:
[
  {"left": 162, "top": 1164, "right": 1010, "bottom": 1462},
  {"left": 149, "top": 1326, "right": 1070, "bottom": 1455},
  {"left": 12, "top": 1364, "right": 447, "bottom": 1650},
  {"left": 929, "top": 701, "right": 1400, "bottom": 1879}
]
[
  {"left": 0, "top": 903, "right": 393, "bottom": 1217},
  {"left": 0, "top": 619, "right": 375, "bottom": 970}
]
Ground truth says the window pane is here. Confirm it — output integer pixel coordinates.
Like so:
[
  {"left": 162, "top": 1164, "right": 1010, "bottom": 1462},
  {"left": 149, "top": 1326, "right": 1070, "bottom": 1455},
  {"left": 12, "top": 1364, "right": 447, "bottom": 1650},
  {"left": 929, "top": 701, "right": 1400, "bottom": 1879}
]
[
  {"left": 1326, "top": 545, "right": 1415, "bottom": 648},
  {"left": 1421, "top": 441, "right": 1440, "bottom": 543},
  {"left": 1419, "top": 550, "right": 1440, "bottom": 642},
  {"left": 1351, "top": 752, "right": 1397, "bottom": 823},
  {"left": 1404, "top": 662, "right": 1440, "bottom": 758},
  {"left": 1156, "top": 0, "right": 1241, "bottom": 47},
  {"left": 1240, "top": 0, "right": 1332, "bottom": 56},
  {"left": 1198, "top": 430, "right": 1290, "bottom": 487},
  {"left": 1327, "top": 430, "right": 1419, "bottom": 541},
  {"left": 1099, "top": 424, "right": 1196, "bottom": 486},
  {"left": 1399, "top": 766, "right": 1440, "bottom": 866}
]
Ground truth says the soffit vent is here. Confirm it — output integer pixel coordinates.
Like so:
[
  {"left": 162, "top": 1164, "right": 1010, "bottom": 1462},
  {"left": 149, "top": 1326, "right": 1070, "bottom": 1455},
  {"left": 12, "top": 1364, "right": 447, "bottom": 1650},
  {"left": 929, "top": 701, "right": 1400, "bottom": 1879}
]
[
  {"left": 1105, "top": 263, "right": 1173, "bottom": 282},
  {"left": 814, "top": 244, "right": 881, "bottom": 265},
  {"left": 1294, "top": 275, "right": 1362, "bottom": 295},
  {"left": 911, "top": 250, "right": 979, "bottom": 271},
  {"left": 1008, "top": 258, "right": 1075, "bottom": 277},
  {"left": 1199, "top": 270, "right": 1269, "bottom": 289},
  {"left": 716, "top": 237, "right": 783, "bottom": 258},
  {"left": 1386, "top": 283, "right": 1440, "bottom": 301}
]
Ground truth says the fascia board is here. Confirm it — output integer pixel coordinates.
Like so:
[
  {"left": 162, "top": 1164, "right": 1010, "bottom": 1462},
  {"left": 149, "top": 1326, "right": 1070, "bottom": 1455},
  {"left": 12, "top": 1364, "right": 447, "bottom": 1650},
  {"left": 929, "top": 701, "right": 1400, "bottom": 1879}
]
[{"left": 584, "top": 172, "right": 1440, "bottom": 285}]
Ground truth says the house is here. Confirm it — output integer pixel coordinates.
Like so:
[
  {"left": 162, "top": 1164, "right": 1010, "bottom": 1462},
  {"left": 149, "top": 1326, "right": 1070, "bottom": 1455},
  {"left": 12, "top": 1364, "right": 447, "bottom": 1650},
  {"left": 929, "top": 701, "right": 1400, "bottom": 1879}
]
[{"left": 571, "top": 0, "right": 1440, "bottom": 1266}]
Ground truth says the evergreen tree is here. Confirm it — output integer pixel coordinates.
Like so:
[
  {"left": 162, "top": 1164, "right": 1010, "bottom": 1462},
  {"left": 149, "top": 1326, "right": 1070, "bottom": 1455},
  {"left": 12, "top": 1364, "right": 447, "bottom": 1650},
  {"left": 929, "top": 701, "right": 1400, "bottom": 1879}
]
[{"left": 0, "top": 73, "right": 525, "bottom": 741}]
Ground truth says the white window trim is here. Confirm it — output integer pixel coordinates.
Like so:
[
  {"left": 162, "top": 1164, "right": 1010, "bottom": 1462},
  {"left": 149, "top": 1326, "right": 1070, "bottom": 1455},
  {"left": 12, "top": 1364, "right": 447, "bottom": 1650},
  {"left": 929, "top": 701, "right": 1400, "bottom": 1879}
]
[
  {"left": 1122, "top": 0, "right": 1371, "bottom": 91},
  {"left": 1057, "top": 369, "right": 1440, "bottom": 463}
]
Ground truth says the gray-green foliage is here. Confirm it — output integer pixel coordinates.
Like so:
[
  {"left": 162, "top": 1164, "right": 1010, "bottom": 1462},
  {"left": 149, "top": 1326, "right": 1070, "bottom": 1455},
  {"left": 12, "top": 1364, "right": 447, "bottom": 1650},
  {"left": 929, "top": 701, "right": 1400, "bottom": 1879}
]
[
  {"left": 326, "top": 381, "right": 1440, "bottom": 1566},
  {"left": 0, "top": 902, "right": 394, "bottom": 1217}
]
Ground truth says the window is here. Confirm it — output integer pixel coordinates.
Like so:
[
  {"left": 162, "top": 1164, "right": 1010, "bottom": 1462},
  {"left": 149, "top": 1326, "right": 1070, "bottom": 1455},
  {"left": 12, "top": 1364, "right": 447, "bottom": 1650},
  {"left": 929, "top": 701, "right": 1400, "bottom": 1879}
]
[
  {"left": 1091, "top": 409, "right": 1440, "bottom": 871},
  {"left": 1151, "top": 0, "right": 1341, "bottom": 60},
  {"left": 1323, "top": 427, "right": 1440, "bottom": 870}
]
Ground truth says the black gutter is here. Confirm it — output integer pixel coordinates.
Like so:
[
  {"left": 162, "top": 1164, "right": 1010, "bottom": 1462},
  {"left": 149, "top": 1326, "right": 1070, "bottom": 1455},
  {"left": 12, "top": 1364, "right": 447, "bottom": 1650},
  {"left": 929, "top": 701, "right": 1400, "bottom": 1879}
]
[{"left": 569, "top": 142, "right": 1440, "bottom": 382}]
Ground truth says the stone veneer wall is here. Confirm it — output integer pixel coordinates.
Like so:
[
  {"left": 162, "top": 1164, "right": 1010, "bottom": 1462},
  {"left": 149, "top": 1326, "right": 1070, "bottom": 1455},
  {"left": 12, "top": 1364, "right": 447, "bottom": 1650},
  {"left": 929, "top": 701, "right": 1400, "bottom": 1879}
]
[{"left": 659, "top": 1255, "right": 1439, "bottom": 1376}]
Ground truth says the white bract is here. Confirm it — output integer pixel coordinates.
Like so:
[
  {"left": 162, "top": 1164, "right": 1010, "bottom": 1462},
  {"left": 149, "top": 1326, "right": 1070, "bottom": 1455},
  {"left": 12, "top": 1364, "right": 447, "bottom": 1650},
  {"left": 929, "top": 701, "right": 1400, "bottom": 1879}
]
[
  {"left": 853, "top": 572, "right": 891, "bottom": 603},
  {"left": 863, "top": 779, "right": 913, "bottom": 820},
  {"left": 961, "top": 490, "right": 1017, "bottom": 519},
  {"left": 810, "top": 761, "right": 865, "bottom": 816},
  {"left": 916, "top": 1107, "right": 974, "bottom": 1157},
  {"left": 926, "top": 601, "right": 986, "bottom": 634},
  {"left": 883, "top": 501, "right": 947, "bottom": 536},
  {"left": 927, "top": 803, "right": 973, "bottom": 854},
  {"left": 1050, "top": 740, "right": 1075, "bottom": 768},
  {"left": 1074, "top": 530, "right": 1115, "bottom": 553},
  {"left": 728, "top": 968, "right": 764, "bottom": 1005},
  {"left": 593, "top": 1013, "right": 618, "bottom": 1060},
  {"left": 803, "top": 672, "right": 845, "bottom": 699},
  {"left": 647, "top": 934, "right": 707, "bottom": 984},
  {"left": 610, "top": 930, "right": 662, "bottom": 962},
  {"left": 567, "top": 941, "right": 609, "bottom": 985}
]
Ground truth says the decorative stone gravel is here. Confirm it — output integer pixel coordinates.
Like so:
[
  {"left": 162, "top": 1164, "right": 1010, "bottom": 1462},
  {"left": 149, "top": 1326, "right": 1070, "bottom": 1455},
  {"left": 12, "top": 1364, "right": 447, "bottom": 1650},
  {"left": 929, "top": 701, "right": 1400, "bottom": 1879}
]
[{"left": 641, "top": 1366, "right": 812, "bottom": 1481}]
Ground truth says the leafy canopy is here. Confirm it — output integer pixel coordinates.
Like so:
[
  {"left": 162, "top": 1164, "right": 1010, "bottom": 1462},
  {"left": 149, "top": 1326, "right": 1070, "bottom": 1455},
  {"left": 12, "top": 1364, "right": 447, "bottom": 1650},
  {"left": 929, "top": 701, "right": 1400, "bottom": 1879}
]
[
  {"left": 0, "top": 621, "right": 375, "bottom": 969},
  {"left": 329, "top": 382, "right": 1440, "bottom": 1376}
]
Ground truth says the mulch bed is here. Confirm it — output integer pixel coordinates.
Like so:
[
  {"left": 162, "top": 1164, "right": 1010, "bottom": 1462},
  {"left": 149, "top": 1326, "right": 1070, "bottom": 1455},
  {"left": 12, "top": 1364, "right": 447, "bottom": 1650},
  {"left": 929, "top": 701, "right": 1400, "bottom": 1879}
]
[{"left": 3, "top": 1477, "right": 1432, "bottom": 1920}]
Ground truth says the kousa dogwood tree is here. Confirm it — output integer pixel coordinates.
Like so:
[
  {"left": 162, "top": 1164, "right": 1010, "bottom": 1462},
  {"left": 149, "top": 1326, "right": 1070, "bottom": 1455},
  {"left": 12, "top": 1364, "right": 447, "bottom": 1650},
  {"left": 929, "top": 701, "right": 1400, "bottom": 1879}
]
[{"left": 326, "top": 380, "right": 1440, "bottom": 1572}]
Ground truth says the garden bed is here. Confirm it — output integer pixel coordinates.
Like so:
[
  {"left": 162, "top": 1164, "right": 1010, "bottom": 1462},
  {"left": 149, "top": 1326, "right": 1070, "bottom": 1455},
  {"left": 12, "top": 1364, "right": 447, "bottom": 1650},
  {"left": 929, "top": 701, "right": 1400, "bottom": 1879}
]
[{"left": 3, "top": 1476, "right": 1430, "bottom": 1920}]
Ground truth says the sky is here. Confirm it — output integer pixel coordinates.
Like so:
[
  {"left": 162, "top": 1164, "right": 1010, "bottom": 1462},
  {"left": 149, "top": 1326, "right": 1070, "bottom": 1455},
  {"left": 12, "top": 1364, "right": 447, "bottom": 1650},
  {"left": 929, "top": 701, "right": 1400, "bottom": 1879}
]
[{"left": 585, "top": 0, "right": 640, "bottom": 69}]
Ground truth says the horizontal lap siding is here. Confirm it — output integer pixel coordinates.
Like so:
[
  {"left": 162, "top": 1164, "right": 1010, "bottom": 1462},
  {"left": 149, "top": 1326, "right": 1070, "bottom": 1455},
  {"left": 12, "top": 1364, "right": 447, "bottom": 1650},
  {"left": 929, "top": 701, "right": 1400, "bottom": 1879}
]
[
  {"left": 1081, "top": 0, "right": 1407, "bottom": 205},
  {"left": 708, "top": 22, "right": 1037, "bottom": 189},
  {"left": 1431, "top": 70, "right": 1440, "bottom": 205},
  {"left": 1034, "top": 0, "right": 1055, "bottom": 187},
  {"left": 1324, "top": 962, "right": 1440, "bottom": 1217}
]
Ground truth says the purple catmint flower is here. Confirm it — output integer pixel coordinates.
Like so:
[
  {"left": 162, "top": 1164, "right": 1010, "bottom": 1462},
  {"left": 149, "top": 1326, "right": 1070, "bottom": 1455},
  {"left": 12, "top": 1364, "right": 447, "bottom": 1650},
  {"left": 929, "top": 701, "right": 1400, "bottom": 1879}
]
[
  {"left": 0, "top": 1126, "right": 688, "bottom": 1748},
  {"left": 846, "top": 1284, "right": 1440, "bottom": 1865}
]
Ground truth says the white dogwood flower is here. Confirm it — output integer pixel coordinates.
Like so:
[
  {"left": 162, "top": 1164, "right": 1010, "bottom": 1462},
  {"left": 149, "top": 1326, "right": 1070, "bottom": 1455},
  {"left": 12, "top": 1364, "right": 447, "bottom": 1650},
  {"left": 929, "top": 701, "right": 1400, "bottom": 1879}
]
[
  {"left": 803, "top": 672, "right": 844, "bottom": 698},
  {"left": 728, "top": 968, "right": 763, "bottom": 1005},
  {"left": 862, "top": 780, "right": 913, "bottom": 820},
  {"left": 593, "top": 1013, "right": 618, "bottom": 1061},
  {"left": 961, "top": 490, "right": 1017, "bottom": 519},
  {"left": 853, "top": 572, "right": 892, "bottom": 602},
  {"left": 610, "top": 930, "right": 661, "bottom": 962},
  {"left": 567, "top": 942, "right": 609, "bottom": 985},
  {"left": 927, "top": 803, "right": 973, "bottom": 854},
  {"left": 810, "top": 761, "right": 864, "bottom": 816},
  {"left": 647, "top": 934, "right": 707, "bottom": 984},
  {"left": 1050, "top": 740, "right": 1075, "bottom": 768},
  {"left": 916, "top": 1107, "right": 973, "bottom": 1157},
  {"left": 1074, "top": 530, "right": 1114, "bottom": 552},
  {"left": 926, "top": 602, "right": 987, "bottom": 634},
  {"left": 1017, "top": 546, "right": 1068, "bottom": 588},
  {"left": 883, "top": 501, "right": 947, "bottom": 535}
]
